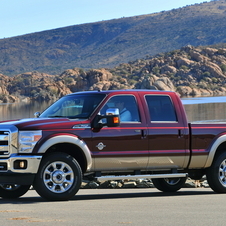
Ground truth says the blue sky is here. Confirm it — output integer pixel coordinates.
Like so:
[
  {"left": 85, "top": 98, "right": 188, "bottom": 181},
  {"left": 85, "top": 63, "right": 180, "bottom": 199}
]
[{"left": 0, "top": 0, "right": 208, "bottom": 39}]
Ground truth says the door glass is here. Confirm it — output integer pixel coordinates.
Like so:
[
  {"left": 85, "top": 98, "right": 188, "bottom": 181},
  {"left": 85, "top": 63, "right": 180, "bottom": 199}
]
[
  {"left": 100, "top": 95, "right": 140, "bottom": 122},
  {"left": 145, "top": 95, "right": 177, "bottom": 122}
]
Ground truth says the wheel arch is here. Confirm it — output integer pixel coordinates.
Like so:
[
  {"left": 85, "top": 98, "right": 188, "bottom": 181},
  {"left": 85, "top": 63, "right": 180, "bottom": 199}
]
[
  {"left": 204, "top": 134, "right": 226, "bottom": 168},
  {"left": 37, "top": 135, "right": 92, "bottom": 172}
]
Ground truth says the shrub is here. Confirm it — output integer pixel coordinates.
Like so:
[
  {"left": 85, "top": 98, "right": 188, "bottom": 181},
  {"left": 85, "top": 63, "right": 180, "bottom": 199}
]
[
  {"left": 212, "top": 77, "right": 218, "bottom": 83},
  {"left": 180, "top": 65, "right": 189, "bottom": 70},
  {"left": 202, "top": 71, "right": 211, "bottom": 78},
  {"left": 64, "top": 77, "right": 74, "bottom": 84},
  {"left": 152, "top": 66, "right": 160, "bottom": 75},
  {"left": 220, "top": 64, "right": 226, "bottom": 73}
]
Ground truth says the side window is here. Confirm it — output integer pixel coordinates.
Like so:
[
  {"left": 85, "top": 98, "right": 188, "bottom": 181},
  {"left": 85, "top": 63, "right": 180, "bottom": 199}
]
[
  {"left": 101, "top": 95, "right": 140, "bottom": 122},
  {"left": 145, "top": 95, "right": 177, "bottom": 122}
]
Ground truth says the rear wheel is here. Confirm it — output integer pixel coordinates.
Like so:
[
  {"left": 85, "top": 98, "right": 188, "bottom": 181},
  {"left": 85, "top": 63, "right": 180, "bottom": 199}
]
[
  {"left": 0, "top": 184, "right": 30, "bottom": 199},
  {"left": 33, "top": 152, "right": 82, "bottom": 201},
  {"left": 152, "top": 177, "right": 186, "bottom": 192},
  {"left": 206, "top": 152, "right": 226, "bottom": 193}
]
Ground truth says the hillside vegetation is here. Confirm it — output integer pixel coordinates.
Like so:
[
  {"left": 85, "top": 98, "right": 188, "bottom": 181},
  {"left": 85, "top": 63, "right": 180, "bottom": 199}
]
[{"left": 1, "top": 0, "right": 226, "bottom": 75}]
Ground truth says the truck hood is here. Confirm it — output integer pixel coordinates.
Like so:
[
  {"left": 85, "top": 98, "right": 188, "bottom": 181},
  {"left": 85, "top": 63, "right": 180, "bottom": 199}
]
[{"left": 0, "top": 118, "right": 89, "bottom": 130}]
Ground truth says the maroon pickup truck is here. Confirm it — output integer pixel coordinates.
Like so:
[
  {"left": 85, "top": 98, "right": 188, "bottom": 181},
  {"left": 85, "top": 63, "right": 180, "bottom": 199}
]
[{"left": 0, "top": 89, "right": 226, "bottom": 201}]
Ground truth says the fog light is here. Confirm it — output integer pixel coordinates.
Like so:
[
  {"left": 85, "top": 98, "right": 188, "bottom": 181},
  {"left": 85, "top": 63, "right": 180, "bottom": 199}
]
[
  {"left": 14, "top": 160, "right": 27, "bottom": 169},
  {"left": 20, "top": 161, "right": 25, "bottom": 168}
]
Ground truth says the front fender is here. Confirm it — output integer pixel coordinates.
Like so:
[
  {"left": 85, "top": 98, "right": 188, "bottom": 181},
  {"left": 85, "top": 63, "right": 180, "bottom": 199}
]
[
  {"left": 204, "top": 134, "right": 226, "bottom": 168},
  {"left": 37, "top": 135, "right": 92, "bottom": 171}
]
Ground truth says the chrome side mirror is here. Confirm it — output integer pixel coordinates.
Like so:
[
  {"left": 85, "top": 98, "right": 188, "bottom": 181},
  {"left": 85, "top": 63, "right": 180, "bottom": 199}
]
[
  {"left": 92, "top": 108, "right": 120, "bottom": 130},
  {"left": 106, "top": 108, "right": 119, "bottom": 116},
  {"left": 34, "top": 112, "right": 41, "bottom": 118}
]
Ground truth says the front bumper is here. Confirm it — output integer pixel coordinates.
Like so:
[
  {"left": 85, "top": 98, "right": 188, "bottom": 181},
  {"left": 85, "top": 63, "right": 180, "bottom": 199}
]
[{"left": 0, "top": 154, "right": 42, "bottom": 185}]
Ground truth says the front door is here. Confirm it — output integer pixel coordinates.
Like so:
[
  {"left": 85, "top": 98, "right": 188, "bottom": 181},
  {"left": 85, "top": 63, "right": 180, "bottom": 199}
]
[{"left": 91, "top": 94, "right": 149, "bottom": 171}]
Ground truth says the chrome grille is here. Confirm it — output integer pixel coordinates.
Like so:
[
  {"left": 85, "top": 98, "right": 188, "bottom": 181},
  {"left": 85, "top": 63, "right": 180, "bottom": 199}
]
[
  {"left": 0, "top": 125, "right": 18, "bottom": 157},
  {"left": 0, "top": 132, "right": 10, "bottom": 156}
]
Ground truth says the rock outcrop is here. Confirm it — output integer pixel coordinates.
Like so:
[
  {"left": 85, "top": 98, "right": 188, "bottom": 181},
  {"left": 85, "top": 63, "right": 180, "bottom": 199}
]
[{"left": 1, "top": 45, "right": 226, "bottom": 103}]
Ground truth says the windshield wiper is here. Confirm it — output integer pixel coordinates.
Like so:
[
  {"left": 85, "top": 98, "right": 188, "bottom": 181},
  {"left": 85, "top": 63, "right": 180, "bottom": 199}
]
[
  {"left": 48, "top": 115, "right": 88, "bottom": 119},
  {"left": 48, "top": 115, "right": 66, "bottom": 118},
  {"left": 69, "top": 116, "right": 87, "bottom": 119}
]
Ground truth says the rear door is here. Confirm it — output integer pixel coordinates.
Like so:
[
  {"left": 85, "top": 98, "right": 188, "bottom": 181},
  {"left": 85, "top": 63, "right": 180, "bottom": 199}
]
[{"left": 141, "top": 93, "right": 190, "bottom": 169}]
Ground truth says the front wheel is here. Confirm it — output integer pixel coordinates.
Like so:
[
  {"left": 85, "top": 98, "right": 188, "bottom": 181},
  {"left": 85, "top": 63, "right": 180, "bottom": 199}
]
[
  {"left": 33, "top": 152, "right": 82, "bottom": 201},
  {"left": 206, "top": 152, "right": 226, "bottom": 193},
  {"left": 152, "top": 177, "right": 186, "bottom": 192},
  {"left": 0, "top": 184, "right": 30, "bottom": 199}
]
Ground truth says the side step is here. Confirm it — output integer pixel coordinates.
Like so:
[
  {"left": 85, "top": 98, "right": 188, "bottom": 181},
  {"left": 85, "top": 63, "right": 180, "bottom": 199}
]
[{"left": 96, "top": 173, "right": 188, "bottom": 182}]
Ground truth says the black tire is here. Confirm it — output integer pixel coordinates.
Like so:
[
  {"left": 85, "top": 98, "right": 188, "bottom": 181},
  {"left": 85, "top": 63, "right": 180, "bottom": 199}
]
[
  {"left": 152, "top": 177, "right": 186, "bottom": 192},
  {"left": 33, "top": 152, "right": 82, "bottom": 201},
  {"left": 206, "top": 152, "right": 226, "bottom": 193},
  {"left": 0, "top": 184, "right": 30, "bottom": 199}
]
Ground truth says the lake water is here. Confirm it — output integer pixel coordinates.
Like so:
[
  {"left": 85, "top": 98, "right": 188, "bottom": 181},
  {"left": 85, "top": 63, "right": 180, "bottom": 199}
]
[
  {"left": 0, "top": 96, "right": 226, "bottom": 122},
  {"left": 0, "top": 101, "right": 53, "bottom": 121}
]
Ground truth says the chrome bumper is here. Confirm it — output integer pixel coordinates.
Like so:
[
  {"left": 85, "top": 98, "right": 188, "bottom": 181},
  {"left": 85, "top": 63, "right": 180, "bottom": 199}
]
[{"left": 0, "top": 154, "right": 42, "bottom": 174}]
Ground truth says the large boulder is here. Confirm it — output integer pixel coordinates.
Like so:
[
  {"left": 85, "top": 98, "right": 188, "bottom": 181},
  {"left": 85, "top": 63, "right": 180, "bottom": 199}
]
[
  {"left": 86, "top": 69, "right": 113, "bottom": 85},
  {"left": 202, "top": 61, "right": 226, "bottom": 79},
  {"left": 153, "top": 77, "right": 175, "bottom": 91},
  {"left": 190, "top": 50, "right": 209, "bottom": 62},
  {"left": 135, "top": 76, "right": 157, "bottom": 89},
  {"left": 0, "top": 86, "right": 9, "bottom": 95},
  {"left": 202, "top": 47, "right": 218, "bottom": 56},
  {"left": 161, "top": 65, "right": 177, "bottom": 74},
  {"left": 176, "top": 57, "right": 194, "bottom": 68},
  {"left": 176, "top": 86, "right": 193, "bottom": 96}
]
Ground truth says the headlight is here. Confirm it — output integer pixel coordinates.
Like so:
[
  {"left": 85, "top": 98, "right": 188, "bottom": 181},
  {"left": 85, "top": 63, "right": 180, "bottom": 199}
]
[{"left": 19, "top": 131, "right": 42, "bottom": 153}]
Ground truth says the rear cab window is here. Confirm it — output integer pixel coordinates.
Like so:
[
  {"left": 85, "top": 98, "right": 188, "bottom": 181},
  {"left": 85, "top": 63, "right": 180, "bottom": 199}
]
[{"left": 145, "top": 95, "right": 177, "bottom": 123}]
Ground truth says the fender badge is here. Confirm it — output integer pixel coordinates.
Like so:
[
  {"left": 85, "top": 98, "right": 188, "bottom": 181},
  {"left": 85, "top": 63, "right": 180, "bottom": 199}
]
[{"left": 96, "top": 142, "right": 106, "bottom": 150}]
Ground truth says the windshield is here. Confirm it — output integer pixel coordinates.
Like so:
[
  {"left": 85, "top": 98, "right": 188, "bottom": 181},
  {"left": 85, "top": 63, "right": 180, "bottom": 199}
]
[{"left": 40, "top": 93, "right": 106, "bottom": 119}]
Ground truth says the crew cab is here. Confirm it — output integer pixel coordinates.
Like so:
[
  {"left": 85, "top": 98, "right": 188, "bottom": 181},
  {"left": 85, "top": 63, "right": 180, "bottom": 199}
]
[{"left": 0, "top": 89, "right": 226, "bottom": 201}]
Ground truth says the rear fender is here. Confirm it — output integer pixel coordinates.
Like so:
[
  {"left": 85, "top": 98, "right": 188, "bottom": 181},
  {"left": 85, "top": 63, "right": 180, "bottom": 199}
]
[{"left": 204, "top": 134, "right": 226, "bottom": 168}]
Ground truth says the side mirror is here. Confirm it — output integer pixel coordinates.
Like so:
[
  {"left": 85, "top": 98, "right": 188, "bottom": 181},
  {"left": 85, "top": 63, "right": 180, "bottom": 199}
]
[
  {"left": 34, "top": 112, "right": 41, "bottom": 118},
  {"left": 106, "top": 108, "right": 119, "bottom": 116},
  {"left": 105, "top": 108, "right": 120, "bottom": 127},
  {"left": 92, "top": 108, "right": 120, "bottom": 130}
]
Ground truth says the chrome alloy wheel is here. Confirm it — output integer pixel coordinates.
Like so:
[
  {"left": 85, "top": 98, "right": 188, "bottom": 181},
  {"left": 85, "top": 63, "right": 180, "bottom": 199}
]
[
  {"left": 164, "top": 178, "right": 181, "bottom": 186},
  {"left": 218, "top": 159, "right": 226, "bottom": 187},
  {"left": 0, "top": 184, "right": 31, "bottom": 199},
  {"left": 43, "top": 161, "right": 74, "bottom": 193}
]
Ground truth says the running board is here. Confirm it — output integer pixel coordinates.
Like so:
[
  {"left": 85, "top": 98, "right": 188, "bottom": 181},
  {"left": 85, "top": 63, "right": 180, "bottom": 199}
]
[{"left": 96, "top": 173, "right": 188, "bottom": 182}]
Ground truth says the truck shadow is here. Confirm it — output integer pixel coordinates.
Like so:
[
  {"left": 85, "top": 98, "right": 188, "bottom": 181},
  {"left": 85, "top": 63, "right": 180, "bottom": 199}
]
[
  {"left": 0, "top": 189, "right": 216, "bottom": 204},
  {"left": 73, "top": 189, "right": 215, "bottom": 201}
]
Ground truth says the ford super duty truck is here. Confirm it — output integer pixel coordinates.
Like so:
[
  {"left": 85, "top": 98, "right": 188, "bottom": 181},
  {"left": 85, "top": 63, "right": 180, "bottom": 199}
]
[{"left": 0, "top": 89, "right": 226, "bottom": 201}]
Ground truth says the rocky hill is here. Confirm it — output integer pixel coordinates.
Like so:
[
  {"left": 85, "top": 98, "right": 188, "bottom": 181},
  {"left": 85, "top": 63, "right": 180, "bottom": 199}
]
[
  {"left": 1, "top": 0, "right": 226, "bottom": 75},
  {"left": 1, "top": 45, "right": 226, "bottom": 103}
]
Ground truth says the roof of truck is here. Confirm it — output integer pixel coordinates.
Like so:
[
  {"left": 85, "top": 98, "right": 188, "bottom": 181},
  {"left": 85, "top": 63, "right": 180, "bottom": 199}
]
[{"left": 69, "top": 89, "right": 175, "bottom": 95}]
